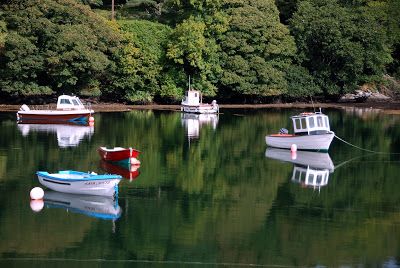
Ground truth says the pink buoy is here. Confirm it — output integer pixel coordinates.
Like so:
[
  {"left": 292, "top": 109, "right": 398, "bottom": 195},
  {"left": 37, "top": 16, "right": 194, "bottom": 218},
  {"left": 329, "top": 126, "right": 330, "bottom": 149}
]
[
  {"left": 30, "top": 200, "right": 44, "bottom": 212},
  {"left": 30, "top": 187, "right": 44, "bottom": 200},
  {"left": 89, "top": 116, "right": 95, "bottom": 122},
  {"left": 291, "top": 144, "right": 297, "bottom": 152}
]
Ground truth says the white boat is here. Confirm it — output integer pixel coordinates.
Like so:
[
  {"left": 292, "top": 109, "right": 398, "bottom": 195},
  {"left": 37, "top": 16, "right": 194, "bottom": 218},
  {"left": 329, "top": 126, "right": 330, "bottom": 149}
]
[
  {"left": 37, "top": 170, "right": 122, "bottom": 196},
  {"left": 181, "top": 79, "right": 219, "bottom": 114},
  {"left": 17, "top": 122, "right": 94, "bottom": 148},
  {"left": 17, "top": 95, "right": 94, "bottom": 123},
  {"left": 265, "top": 148, "right": 334, "bottom": 171},
  {"left": 265, "top": 111, "right": 334, "bottom": 152},
  {"left": 265, "top": 148, "right": 334, "bottom": 189},
  {"left": 291, "top": 165, "right": 330, "bottom": 189},
  {"left": 181, "top": 113, "right": 219, "bottom": 138},
  {"left": 43, "top": 191, "right": 121, "bottom": 220}
]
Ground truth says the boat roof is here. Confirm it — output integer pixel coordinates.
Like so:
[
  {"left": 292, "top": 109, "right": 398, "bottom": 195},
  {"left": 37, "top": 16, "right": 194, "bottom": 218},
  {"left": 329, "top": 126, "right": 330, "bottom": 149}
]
[{"left": 291, "top": 111, "right": 328, "bottom": 119}]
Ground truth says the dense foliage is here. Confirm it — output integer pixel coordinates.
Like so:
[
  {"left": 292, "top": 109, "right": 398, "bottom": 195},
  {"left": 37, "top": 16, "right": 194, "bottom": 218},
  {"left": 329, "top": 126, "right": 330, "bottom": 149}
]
[{"left": 0, "top": 0, "right": 399, "bottom": 103}]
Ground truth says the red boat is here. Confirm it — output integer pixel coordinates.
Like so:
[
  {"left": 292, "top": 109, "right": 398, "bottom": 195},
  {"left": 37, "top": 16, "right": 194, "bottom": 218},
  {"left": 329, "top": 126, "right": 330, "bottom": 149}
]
[
  {"left": 100, "top": 160, "right": 140, "bottom": 181},
  {"left": 98, "top": 147, "right": 141, "bottom": 165}
]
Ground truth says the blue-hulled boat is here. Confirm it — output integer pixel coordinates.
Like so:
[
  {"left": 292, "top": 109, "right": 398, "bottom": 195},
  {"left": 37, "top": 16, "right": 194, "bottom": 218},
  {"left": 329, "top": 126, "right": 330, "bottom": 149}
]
[
  {"left": 36, "top": 170, "right": 122, "bottom": 196},
  {"left": 44, "top": 191, "right": 121, "bottom": 220}
]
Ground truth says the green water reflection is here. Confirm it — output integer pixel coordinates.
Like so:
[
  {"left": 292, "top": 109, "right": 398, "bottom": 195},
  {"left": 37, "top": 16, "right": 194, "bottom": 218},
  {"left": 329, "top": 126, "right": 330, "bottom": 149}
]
[{"left": 1, "top": 108, "right": 400, "bottom": 266}]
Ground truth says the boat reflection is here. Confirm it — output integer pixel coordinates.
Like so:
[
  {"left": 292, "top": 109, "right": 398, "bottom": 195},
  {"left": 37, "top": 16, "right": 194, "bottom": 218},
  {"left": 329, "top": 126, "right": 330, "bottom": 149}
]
[
  {"left": 181, "top": 113, "right": 218, "bottom": 139},
  {"left": 17, "top": 121, "right": 94, "bottom": 148},
  {"left": 100, "top": 160, "right": 140, "bottom": 181},
  {"left": 265, "top": 148, "right": 334, "bottom": 189},
  {"left": 43, "top": 191, "right": 121, "bottom": 220}
]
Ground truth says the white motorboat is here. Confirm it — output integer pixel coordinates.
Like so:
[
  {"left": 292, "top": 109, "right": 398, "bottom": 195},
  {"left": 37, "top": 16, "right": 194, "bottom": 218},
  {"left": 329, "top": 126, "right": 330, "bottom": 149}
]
[
  {"left": 37, "top": 170, "right": 122, "bottom": 196},
  {"left": 265, "top": 110, "right": 334, "bottom": 152},
  {"left": 265, "top": 148, "right": 334, "bottom": 171},
  {"left": 265, "top": 148, "right": 334, "bottom": 189},
  {"left": 17, "top": 95, "right": 94, "bottom": 123},
  {"left": 17, "top": 122, "right": 94, "bottom": 148},
  {"left": 181, "top": 79, "right": 219, "bottom": 114}
]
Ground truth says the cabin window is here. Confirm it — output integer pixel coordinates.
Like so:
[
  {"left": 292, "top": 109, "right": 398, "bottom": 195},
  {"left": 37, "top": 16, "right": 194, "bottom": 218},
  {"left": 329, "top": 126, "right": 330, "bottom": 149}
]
[
  {"left": 316, "top": 175, "right": 322, "bottom": 184},
  {"left": 308, "top": 174, "right": 315, "bottom": 184},
  {"left": 300, "top": 171, "right": 306, "bottom": 182},
  {"left": 295, "top": 119, "right": 301, "bottom": 130},
  {"left": 60, "top": 99, "right": 71, "bottom": 104},
  {"left": 317, "top": 116, "right": 323, "bottom": 127},
  {"left": 301, "top": 118, "right": 307, "bottom": 129},
  {"left": 195, "top": 93, "right": 198, "bottom": 97},
  {"left": 72, "top": 99, "right": 79, "bottom": 106},
  {"left": 309, "top": 117, "right": 315, "bottom": 128},
  {"left": 324, "top": 117, "right": 329, "bottom": 128},
  {"left": 294, "top": 170, "right": 301, "bottom": 182}
]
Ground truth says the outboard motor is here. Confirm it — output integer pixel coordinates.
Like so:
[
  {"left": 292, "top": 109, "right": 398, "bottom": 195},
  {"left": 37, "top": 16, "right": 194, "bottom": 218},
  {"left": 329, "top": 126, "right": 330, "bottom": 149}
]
[{"left": 279, "top": 128, "right": 289, "bottom": 134}]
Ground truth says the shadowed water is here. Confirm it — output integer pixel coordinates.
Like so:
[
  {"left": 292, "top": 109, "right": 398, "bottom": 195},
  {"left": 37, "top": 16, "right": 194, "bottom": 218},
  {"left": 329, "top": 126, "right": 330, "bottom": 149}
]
[{"left": 1, "top": 108, "right": 400, "bottom": 267}]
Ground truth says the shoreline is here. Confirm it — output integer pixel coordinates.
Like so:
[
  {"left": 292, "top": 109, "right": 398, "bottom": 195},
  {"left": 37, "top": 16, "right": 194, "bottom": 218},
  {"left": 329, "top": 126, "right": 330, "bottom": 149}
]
[{"left": 1, "top": 101, "right": 400, "bottom": 114}]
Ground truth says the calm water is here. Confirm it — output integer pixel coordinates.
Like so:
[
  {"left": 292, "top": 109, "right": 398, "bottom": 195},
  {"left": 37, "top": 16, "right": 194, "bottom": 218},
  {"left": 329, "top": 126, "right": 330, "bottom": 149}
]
[{"left": 1, "top": 108, "right": 400, "bottom": 267}]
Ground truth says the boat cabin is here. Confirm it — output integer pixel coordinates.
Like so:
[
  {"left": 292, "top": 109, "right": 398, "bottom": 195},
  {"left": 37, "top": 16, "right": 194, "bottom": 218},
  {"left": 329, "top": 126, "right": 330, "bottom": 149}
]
[
  {"left": 291, "top": 112, "right": 331, "bottom": 135},
  {"left": 182, "top": 90, "right": 202, "bottom": 106},
  {"left": 56, "top": 95, "right": 86, "bottom": 110},
  {"left": 291, "top": 165, "right": 330, "bottom": 189}
]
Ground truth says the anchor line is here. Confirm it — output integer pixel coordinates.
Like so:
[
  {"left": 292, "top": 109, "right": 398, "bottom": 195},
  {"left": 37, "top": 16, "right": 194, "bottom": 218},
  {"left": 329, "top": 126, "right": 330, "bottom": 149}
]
[{"left": 334, "top": 134, "right": 400, "bottom": 154}]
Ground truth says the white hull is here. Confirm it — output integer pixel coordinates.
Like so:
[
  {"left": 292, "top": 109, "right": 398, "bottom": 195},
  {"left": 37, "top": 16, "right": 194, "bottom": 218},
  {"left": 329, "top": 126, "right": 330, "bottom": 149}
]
[
  {"left": 265, "top": 148, "right": 334, "bottom": 171},
  {"left": 265, "top": 132, "right": 335, "bottom": 152},
  {"left": 44, "top": 191, "right": 121, "bottom": 220},
  {"left": 38, "top": 175, "right": 120, "bottom": 196},
  {"left": 181, "top": 105, "right": 218, "bottom": 114}
]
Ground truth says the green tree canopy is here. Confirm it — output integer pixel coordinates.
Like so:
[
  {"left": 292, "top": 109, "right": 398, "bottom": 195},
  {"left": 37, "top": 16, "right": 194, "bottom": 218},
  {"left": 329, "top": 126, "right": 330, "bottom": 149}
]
[
  {"left": 0, "top": 0, "right": 128, "bottom": 97},
  {"left": 218, "top": 0, "right": 296, "bottom": 97},
  {"left": 290, "top": 0, "right": 392, "bottom": 96}
]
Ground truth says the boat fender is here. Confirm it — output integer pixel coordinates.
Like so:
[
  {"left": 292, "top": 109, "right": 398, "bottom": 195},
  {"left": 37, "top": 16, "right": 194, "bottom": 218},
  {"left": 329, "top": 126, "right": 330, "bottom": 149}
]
[
  {"left": 20, "top": 104, "right": 30, "bottom": 111},
  {"left": 279, "top": 128, "right": 289, "bottom": 134}
]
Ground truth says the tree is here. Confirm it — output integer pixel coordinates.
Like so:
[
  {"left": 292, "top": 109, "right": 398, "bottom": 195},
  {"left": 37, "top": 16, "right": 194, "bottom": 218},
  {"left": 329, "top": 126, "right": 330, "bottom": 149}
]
[
  {"left": 218, "top": 0, "right": 296, "bottom": 98},
  {"left": 0, "top": 0, "right": 130, "bottom": 98},
  {"left": 113, "top": 19, "right": 184, "bottom": 103},
  {"left": 290, "top": 0, "right": 392, "bottom": 96},
  {"left": 166, "top": 17, "right": 222, "bottom": 96}
]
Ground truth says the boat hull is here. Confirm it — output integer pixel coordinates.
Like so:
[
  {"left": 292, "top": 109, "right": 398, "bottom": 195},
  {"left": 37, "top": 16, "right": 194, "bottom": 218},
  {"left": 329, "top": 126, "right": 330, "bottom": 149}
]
[
  {"left": 44, "top": 191, "right": 121, "bottom": 220},
  {"left": 37, "top": 171, "right": 121, "bottom": 196},
  {"left": 265, "top": 148, "right": 334, "bottom": 171},
  {"left": 98, "top": 147, "right": 140, "bottom": 163},
  {"left": 181, "top": 104, "right": 218, "bottom": 114},
  {"left": 17, "top": 110, "right": 93, "bottom": 123},
  {"left": 265, "top": 132, "right": 335, "bottom": 152}
]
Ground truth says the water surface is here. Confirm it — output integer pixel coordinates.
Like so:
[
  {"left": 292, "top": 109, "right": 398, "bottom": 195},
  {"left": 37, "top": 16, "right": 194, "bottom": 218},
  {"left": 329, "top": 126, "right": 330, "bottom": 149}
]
[{"left": 1, "top": 108, "right": 400, "bottom": 267}]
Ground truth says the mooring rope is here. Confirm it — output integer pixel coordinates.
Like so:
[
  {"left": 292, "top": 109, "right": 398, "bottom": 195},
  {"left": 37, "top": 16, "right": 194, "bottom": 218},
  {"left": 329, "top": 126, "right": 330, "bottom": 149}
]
[{"left": 334, "top": 134, "right": 400, "bottom": 154}]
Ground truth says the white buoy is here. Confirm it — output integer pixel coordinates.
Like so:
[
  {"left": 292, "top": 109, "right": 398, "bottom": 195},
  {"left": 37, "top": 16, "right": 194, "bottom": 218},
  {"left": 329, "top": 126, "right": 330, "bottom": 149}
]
[
  {"left": 291, "top": 144, "right": 297, "bottom": 152},
  {"left": 30, "top": 187, "right": 44, "bottom": 200},
  {"left": 30, "top": 200, "right": 44, "bottom": 212}
]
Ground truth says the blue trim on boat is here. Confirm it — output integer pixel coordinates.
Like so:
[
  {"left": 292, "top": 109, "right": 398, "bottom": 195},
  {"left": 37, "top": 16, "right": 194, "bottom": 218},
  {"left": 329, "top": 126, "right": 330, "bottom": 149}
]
[
  {"left": 44, "top": 202, "right": 121, "bottom": 220},
  {"left": 37, "top": 170, "right": 122, "bottom": 182}
]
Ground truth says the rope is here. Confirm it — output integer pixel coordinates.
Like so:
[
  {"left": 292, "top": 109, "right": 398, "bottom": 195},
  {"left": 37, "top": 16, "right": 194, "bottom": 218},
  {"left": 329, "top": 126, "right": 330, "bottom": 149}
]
[{"left": 334, "top": 134, "right": 400, "bottom": 154}]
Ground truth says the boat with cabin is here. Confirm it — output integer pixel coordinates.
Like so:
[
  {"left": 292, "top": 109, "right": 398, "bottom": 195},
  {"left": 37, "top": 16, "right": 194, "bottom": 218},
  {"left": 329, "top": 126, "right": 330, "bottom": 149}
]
[
  {"left": 265, "top": 148, "right": 334, "bottom": 190},
  {"left": 36, "top": 170, "right": 122, "bottom": 196},
  {"left": 181, "top": 79, "right": 219, "bottom": 114},
  {"left": 17, "top": 95, "right": 94, "bottom": 123},
  {"left": 265, "top": 110, "right": 335, "bottom": 152},
  {"left": 17, "top": 121, "right": 94, "bottom": 148}
]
